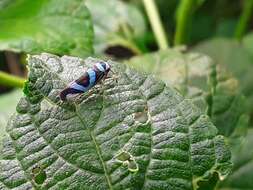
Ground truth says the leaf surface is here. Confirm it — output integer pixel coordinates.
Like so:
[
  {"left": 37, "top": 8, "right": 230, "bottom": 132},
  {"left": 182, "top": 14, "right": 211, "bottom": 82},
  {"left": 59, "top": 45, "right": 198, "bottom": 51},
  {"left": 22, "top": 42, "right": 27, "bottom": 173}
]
[
  {"left": 218, "top": 129, "right": 253, "bottom": 190},
  {"left": 0, "top": 0, "right": 93, "bottom": 57},
  {"left": 0, "top": 53, "right": 231, "bottom": 189},
  {"left": 192, "top": 38, "right": 253, "bottom": 122},
  {"left": 126, "top": 49, "right": 248, "bottom": 137}
]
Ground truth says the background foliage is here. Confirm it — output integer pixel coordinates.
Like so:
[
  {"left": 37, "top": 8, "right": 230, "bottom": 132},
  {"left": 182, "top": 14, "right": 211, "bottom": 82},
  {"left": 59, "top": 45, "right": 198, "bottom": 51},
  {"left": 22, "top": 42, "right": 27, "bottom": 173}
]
[{"left": 0, "top": 0, "right": 253, "bottom": 189}]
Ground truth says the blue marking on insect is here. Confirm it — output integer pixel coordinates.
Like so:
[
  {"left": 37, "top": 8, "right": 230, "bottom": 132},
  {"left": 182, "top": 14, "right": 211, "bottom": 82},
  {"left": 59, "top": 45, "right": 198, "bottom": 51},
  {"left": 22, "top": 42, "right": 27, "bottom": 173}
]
[
  {"left": 60, "top": 61, "right": 111, "bottom": 101},
  {"left": 71, "top": 82, "right": 86, "bottom": 92},
  {"left": 96, "top": 63, "right": 105, "bottom": 72},
  {"left": 87, "top": 69, "right": 96, "bottom": 87}
]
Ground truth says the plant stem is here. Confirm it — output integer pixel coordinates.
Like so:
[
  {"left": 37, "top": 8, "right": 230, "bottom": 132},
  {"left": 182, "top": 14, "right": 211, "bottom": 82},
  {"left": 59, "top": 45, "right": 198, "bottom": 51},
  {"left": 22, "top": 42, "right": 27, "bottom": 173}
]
[
  {"left": 0, "top": 71, "right": 25, "bottom": 88},
  {"left": 235, "top": 0, "right": 253, "bottom": 40},
  {"left": 174, "top": 0, "right": 196, "bottom": 45},
  {"left": 142, "top": 0, "right": 169, "bottom": 50}
]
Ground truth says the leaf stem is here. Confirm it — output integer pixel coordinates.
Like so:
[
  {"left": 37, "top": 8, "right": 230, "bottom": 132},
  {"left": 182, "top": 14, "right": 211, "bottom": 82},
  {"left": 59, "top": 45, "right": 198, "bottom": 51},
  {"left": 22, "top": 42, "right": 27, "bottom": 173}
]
[
  {"left": 119, "top": 22, "right": 145, "bottom": 54},
  {"left": 174, "top": 0, "right": 196, "bottom": 45},
  {"left": 120, "top": 22, "right": 133, "bottom": 41},
  {"left": 235, "top": 0, "right": 253, "bottom": 40},
  {"left": 0, "top": 71, "right": 25, "bottom": 88},
  {"left": 142, "top": 0, "right": 169, "bottom": 50}
]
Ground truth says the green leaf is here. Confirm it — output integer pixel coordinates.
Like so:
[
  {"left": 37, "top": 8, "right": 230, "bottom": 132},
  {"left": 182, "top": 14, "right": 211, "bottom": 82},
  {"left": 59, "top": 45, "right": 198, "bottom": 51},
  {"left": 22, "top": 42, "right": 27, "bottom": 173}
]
[
  {"left": 115, "top": 151, "right": 139, "bottom": 173},
  {"left": 126, "top": 49, "right": 248, "bottom": 137},
  {"left": 0, "top": 0, "right": 94, "bottom": 58},
  {"left": 190, "top": 15, "right": 214, "bottom": 44},
  {"left": 0, "top": 90, "right": 22, "bottom": 141},
  {"left": 192, "top": 38, "right": 253, "bottom": 123},
  {"left": 86, "top": 0, "right": 146, "bottom": 54},
  {"left": 31, "top": 164, "right": 47, "bottom": 185},
  {"left": 196, "top": 0, "right": 206, "bottom": 7},
  {"left": 0, "top": 53, "right": 231, "bottom": 189},
  {"left": 242, "top": 32, "right": 253, "bottom": 57},
  {"left": 215, "top": 19, "right": 237, "bottom": 38},
  {"left": 218, "top": 129, "right": 253, "bottom": 190}
]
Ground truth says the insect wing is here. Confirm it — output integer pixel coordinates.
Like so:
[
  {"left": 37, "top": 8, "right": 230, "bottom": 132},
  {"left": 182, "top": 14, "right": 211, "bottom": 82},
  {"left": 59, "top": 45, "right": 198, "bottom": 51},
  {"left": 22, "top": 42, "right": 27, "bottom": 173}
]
[
  {"left": 94, "top": 70, "right": 106, "bottom": 85},
  {"left": 60, "top": 72, "right": 90, "bottom": 101},
  {"left": 75, "top": 72, "right": 90, "bottom": 87}
]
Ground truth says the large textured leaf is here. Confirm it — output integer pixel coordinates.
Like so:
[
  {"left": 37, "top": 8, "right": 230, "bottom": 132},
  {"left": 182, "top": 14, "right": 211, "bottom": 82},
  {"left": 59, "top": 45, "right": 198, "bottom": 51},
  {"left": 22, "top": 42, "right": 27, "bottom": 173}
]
[
  {"left": 192, "top": 38, "right": 253, "bottom": 123},
  {"left": 0, "top": 53, "right": 231, "bottom": 189},
  {"left": 126, "top": 49, "right": 248, "bottom": 137},
  {"left": 86, "top": 0, "right": 146, "bottom": 54},
  {"left": 218, "top": 129, "right": 253, "bottom": 190},
  {"left": 0, "top": 0, "right": 93, "bottom": 57}
]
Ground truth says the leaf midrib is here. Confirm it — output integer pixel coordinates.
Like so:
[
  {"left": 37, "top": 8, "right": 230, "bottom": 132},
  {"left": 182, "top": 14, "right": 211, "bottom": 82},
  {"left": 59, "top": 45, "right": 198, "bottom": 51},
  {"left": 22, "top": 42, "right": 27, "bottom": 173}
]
[
  {"left": 35, "top": 60, "right": 114, "bottom": 189},
  {"left": 75, "top": 106, "right": 113, "bottom": 190}
]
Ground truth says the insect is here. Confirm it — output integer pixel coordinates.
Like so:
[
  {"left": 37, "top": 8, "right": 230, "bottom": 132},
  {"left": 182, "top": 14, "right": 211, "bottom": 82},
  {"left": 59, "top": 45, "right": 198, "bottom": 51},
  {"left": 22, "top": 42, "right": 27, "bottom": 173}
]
[{"left": 60, "top": 61, "right": 111, "bottom": 101}]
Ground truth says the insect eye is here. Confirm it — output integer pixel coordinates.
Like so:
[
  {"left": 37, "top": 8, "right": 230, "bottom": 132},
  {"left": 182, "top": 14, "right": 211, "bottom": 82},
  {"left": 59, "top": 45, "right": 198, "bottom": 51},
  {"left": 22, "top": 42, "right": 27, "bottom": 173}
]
[
  {"left": 100, "top": 63, "right": 107, "bottom": 70},
  {"left": 105, "top": 63, "right": 110, "bottom": 70}
]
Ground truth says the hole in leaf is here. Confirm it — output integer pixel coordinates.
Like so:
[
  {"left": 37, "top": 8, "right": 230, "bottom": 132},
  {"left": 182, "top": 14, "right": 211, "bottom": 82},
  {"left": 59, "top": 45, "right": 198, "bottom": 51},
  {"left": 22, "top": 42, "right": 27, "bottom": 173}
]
[
  {"left": 134, "top": 112, "right": 148, "bottom": 123},
  {"left": 128, "top": 160, "right": 139, "bottom": 172},
  {"left": 115, "top": 151, "right": 139, "bottom": 172},
  {"left": 134, "top": 106, "right": 150, "bottom": 124},
  {"left": 115, "top": 151, "right": 131, "bottom": 161},
  {"left": 32, "top": 165, "right": 47, "bottom": 185},
  {"left": 196, "top": 172, "right": 219, "bottom": 190}
]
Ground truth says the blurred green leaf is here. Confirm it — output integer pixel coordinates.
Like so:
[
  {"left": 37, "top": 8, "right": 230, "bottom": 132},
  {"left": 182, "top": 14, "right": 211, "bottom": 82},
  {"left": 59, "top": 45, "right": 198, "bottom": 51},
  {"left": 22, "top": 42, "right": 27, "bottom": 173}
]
[
  {"left": 218, "top": 129, "right": 253, "bottom": 190},
  {"left": 190, "top": 15, "right": 214, "bottom": 44},
  {"left": 192, "top": 38, "right": 253, "bottom": 123},
  {"left": 0, "top": 0, "right": 93, "bottom": 58},
  {"left": 86, "top": 0, "right": 146, "bottom": 54},
  {"left": 215, "top": 19, "right": 237, "bottom": 38},
  {"left": 0, "top": 90, "right": 22, "bottom": 142},
  {"left": 126, "top": 49, "right": 248, "bottom": 137},
  {"left": 242, "top": 32, "right": 253, "bottom": 56},
  {"left": 196, "top": 0, "right": 206, "bottom": 7},
  {"left": 0, "top": 53, "right": 232, "bottom": 189}
]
